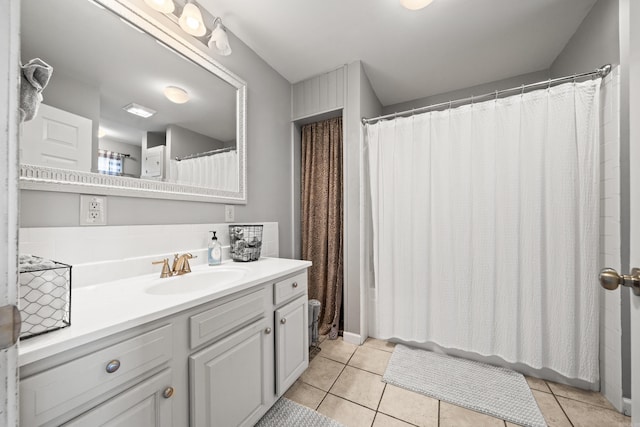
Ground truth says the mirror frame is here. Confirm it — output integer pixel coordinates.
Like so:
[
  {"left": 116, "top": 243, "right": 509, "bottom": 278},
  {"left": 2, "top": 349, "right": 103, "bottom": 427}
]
[{"left": 19, "top": 0, "right": 247, "bottom": 204}]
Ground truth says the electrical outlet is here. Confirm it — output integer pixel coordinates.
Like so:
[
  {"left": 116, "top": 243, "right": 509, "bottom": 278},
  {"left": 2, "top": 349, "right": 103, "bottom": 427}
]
[
  {"left": 80, "top": 195, "right": 107, "bottom": 226},
  {"left": 225, "top": 205, "right": 235, "bottom": 222}
]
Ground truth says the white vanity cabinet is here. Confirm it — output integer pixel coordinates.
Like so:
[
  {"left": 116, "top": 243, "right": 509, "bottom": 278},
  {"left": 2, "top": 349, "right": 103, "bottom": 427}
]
[
  {"left": 20, "top": 324, "right": 175, "bottom": 427},
  {"left": 19, "top": 264, "right": 310, "bottom": 427},
  {"left": 274, "top": 273, "right": 309, "bottom": 394}
]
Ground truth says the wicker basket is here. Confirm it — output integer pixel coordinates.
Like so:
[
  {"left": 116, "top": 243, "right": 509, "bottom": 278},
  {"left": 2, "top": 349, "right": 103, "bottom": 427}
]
[
  {"left": 229, "top": 225, "right": 263, "bottom": 262},
  {"left": 19, "top": 255, "right": 71, "bottom": 339}
]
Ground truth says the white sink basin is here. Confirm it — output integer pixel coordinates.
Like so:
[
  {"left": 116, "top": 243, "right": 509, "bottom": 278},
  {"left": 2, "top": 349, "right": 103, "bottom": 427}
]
[{"left": 145, "top": 267, "right": 247, "bottom": 295}]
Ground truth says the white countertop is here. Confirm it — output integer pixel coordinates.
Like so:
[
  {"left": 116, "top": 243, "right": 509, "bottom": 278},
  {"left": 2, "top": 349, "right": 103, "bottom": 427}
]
[{"left": 19, "top": 257, "right": 311, "bottom": 367}]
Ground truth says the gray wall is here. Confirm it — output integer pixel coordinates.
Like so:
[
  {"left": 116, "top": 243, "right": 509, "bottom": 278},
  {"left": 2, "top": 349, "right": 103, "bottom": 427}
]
[
  {"left": 382, "top": 69, "right": 549, "bottom": 115},
  {"left": 343, "top": 61, "right": 382, "bottom": 338},
  {"left": 551, "top": 0, "right": 630, "bottom": 399},
  {"left": 20, "top": 25, "right": 295, "bottom": 258},
  {"left": 98, "top": 138, "right": 142, "bottom": 178},
  {"left": 549, "top": 0, "right": 620, "bottom": 77},
  {"left": 167, "top": 124, "right": 226, "bottom": 159}
]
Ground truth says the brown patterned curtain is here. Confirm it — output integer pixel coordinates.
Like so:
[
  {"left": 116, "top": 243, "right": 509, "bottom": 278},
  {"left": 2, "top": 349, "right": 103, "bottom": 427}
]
[{"left": 301, "top": 116, "right": 343, "bottom": 339}]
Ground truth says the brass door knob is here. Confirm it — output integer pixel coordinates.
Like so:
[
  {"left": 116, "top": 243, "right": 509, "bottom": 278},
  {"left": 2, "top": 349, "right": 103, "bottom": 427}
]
[{"left": 599, "top": 268, "right": 640, "bottom": 296}]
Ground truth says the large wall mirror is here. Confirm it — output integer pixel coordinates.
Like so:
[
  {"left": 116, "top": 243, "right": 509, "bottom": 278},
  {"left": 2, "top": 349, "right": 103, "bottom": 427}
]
[{"left": 19, "top": 0, "right": 247, "bottom": 203}]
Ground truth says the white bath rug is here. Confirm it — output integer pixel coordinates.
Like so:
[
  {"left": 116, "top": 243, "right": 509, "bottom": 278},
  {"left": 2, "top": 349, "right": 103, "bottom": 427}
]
[
  {"left": 383, "top": 344, "right": 547, "bottom": 427},
  {"left": 255, "top": 398, "right": 345, "bottom": 427}
]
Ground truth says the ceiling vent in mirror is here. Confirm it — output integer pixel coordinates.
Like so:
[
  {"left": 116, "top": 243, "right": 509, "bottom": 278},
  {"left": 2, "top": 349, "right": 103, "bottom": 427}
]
[{"left": 122, "top": 103, "right": 157, "bottom": 118}]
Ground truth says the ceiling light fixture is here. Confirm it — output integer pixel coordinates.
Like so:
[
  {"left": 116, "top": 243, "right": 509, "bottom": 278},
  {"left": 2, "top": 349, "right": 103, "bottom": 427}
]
[
  {"left": 400, "top": 0, "right": 434, "bottom": 10},
  {"left": 123, "top": 103, "right": 157, "bottom": 118},
  {"left": 179, "top": 3, "right": 206, "bottom": 37},
  {"left": 164, "top": 86, "right": 190, "bottom": 104},
  {"left": 208, "top": 18, "right": 232, "bottom": 56},
  {"left": 144, "top": 0, "right": 175, "bottom": 14}
]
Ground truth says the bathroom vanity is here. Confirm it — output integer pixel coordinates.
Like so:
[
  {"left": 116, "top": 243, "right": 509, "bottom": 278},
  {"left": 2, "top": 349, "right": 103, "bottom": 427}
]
[{"left": 18, "top": 258, "right": 311, "bottom": 426}]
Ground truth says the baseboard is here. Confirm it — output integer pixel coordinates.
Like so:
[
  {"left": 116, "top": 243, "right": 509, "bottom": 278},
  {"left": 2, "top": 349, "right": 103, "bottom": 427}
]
[
  {"left": 623, "top": 397, "right": 632, "bottom": 417},
  {"left": 343, "top": 332, "right": 363, "bottom": 345}
]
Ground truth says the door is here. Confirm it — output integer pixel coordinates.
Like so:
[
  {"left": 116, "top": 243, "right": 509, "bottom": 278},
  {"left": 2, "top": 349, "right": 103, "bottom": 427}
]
[
  {"left": 189, "top": 318, "right": 273, "bottom": 427},
  {"left": 63, "top": 369, "right": 174, "bottom": 427},
  {"left": 20, "top": 104, "right": 92, "bottom": 172},
  {"left": 0, "top": 0, "right": 21, "bottom": 425},
  {"left": 630, "top": 0, "right": 640, "bottom": 421},
  {"left": 275, "top": 295, "right": 309, "bottom": 395}
]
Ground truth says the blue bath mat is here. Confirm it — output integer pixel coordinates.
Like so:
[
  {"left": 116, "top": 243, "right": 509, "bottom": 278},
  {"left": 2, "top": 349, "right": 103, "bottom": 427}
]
[{"left": 383, "top": 344, "right": 547, "bottom": 427}]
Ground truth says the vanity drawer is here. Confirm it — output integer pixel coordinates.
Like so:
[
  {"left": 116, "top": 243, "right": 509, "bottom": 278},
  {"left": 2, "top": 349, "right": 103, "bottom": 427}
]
[
  {"left": 274, "top": 272, "right": 308, "bottom": 306},
  {"left": 21, "top": 324, "right": 173, "bottom": 427},
  {"left": 190, "top": 287, "right": 268, "bottom": 349}
]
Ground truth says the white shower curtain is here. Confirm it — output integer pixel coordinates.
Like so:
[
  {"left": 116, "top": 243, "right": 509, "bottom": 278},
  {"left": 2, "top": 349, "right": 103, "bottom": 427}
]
[
  {"left": 365, "top": 80, "right": 601, "bottom": 383},
  {"left": 168, "top": 150, "right": 238, "bottom": 191}
]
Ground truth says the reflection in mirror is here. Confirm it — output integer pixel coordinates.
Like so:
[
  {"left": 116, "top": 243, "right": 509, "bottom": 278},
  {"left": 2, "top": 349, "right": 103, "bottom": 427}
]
[{"left": 20, "top": 0, "right": 240, "bottom": 193}]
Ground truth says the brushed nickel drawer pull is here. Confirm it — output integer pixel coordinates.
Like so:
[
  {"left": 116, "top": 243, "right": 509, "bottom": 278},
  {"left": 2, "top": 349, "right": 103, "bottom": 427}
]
[
  {"left": 292, "top": 282, "right": 298, "bottom": 288},
  {"left": 280, "top": 318, "right": 287, "bottom": 324},
  {"left": 105, "top": 359, "right": 121, "bottom": 374},
  {"left": 265, "top": 327, "right": 272, "bottom": 334}
]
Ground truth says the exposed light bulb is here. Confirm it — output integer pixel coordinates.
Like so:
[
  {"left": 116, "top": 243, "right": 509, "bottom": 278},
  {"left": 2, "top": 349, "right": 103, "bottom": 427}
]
[
  {"left": 179, "top": 3, "right": 206, "bottom": 37},
  {"left": 164, "top": 86, "right": 190, "bottom": 104},
  {"left": 400, "top": 0, "right": 434, "bottom": 10},
  {"left": 144, "top": 0, "right": 175, "bottom": 14}
]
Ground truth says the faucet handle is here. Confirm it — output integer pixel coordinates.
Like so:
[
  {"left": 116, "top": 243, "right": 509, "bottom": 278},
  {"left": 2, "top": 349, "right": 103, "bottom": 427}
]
[
  {"left": 181, "top": 253, "right": 196, "bottom": 274},
  {"left": 152, "top": 258, "right": 172, "bottom": 278}
]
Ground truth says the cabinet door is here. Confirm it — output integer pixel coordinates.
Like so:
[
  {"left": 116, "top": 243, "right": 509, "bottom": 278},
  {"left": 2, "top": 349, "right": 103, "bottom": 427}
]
[
  {"left": 189, "top": 318, "right": 274, "bottom": 427},
  {"left": 63, "top": 369, "right": 173, "bottom": 427},
  {"left": 275, "top": 295, "right": 309, "bottom": 395}
]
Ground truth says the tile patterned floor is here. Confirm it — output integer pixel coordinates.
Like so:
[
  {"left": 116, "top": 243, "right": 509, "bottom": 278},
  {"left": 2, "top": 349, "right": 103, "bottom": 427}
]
[{"left": 285, "top": 336, "right": 632, "bottom": 427}]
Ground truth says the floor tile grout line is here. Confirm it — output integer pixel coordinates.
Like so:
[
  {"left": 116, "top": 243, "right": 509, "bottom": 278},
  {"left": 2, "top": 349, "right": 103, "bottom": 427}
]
[{"left": 547, "top": 385, "right": 575, "bottom": 427}]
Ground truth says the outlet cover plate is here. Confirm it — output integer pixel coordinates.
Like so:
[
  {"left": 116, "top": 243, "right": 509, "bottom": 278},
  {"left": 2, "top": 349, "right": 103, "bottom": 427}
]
[
  {"left": 225, "top": 205, "right": 235, "bottom": 222},
  {"left": 80, "top": 195, "right": 107, "bottom": 226}
]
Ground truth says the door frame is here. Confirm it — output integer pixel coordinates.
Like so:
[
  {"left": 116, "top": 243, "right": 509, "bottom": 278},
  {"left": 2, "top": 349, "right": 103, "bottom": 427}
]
[{"left": 0, "top": 0, "right": 22, "bottom": 425}]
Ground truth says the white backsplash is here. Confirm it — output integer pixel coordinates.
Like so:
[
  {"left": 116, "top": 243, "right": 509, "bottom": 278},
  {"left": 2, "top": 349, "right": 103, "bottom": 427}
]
[{"left": 19, "top": 222, "right": 279, "bottom": 288}]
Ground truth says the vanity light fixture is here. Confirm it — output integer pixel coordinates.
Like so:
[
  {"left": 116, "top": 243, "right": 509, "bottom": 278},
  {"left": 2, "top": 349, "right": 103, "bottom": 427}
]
[
  {"left": 400, "top": 0, "right": 434, "bottom": 10},
  {"left": 179, "top": 2, "right": 207, "bottom": 37},
  {"left": 144, "top": 0, "right": 175, "bottom": 14},
  {"left": 208, "top": 18, "right": 232, "bottom": 56},
  {"left": 164, "top": 86, "right": 190, "bottom": 104},
  {"left": 123, "top": 103, "right": 157, "bottom": 118},
  {"left": 98, "top": 127, "right": 107, "bottom": 138}
]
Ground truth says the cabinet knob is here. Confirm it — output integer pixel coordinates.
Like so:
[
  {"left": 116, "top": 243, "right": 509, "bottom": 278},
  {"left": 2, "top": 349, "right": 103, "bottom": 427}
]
[
  {"left": 105, "top": 359, "right": 121, "bottom": 374},
  {"left": 265, "top": 327, "right": 272, "bottom": 334},
  {"left": 280, "top": 318, "right": 287, "bottom": 324},
  {"left": 292, "top": 282, "right": 298, "bottom": 288},
  {"left": 163, "top": 387, "right": 174, "bottom": 399}
]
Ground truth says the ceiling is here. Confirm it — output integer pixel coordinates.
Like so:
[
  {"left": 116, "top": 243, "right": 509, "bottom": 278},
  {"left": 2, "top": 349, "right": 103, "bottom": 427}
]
[{"left": 199, "top": 0, "right": 598, "bottom": 106}]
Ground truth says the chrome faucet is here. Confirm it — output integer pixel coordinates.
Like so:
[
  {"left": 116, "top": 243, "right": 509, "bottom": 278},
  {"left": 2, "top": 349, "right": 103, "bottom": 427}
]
[{"left": 152, "top": 253, "right": 197, "bottom": 278}]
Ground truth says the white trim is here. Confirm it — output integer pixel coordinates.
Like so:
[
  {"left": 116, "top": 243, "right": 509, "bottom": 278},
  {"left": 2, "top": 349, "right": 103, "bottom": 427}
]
[
  {"left": 343, "top": 331, "right": 364, "bottom": 346},
  {"left": 623, "top": 397, "right": 632, "bottom": 417},
  {"left": 19, "top": 0, "right": 248, "bottom": 204}
]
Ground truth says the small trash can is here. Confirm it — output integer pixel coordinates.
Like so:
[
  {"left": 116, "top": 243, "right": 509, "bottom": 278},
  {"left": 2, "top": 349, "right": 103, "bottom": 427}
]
[{"left": 308, "top": 299, "right": 321, "bottom": 346}]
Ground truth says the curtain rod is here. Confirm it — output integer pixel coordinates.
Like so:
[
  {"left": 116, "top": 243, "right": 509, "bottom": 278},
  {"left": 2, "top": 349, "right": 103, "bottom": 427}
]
[
  {"left": 362, "top": 64, "right": 612, "bottom": 125},
  {"left": 175, "top": 145, "right": 235, "bottom": 161}
]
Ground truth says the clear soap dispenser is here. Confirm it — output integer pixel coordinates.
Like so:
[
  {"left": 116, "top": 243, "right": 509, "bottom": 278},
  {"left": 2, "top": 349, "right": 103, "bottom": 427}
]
[{"left": 208, "top": 231, "right": 222, "bottom": 266}]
